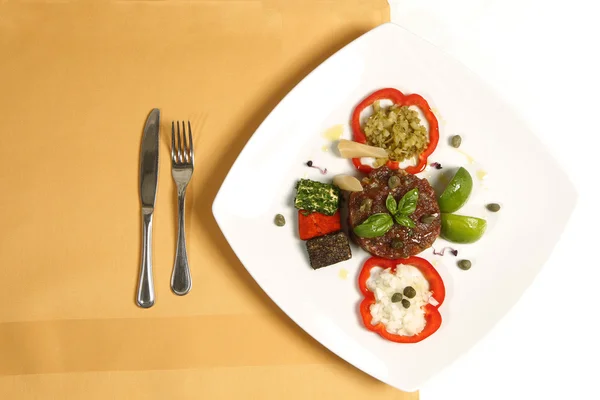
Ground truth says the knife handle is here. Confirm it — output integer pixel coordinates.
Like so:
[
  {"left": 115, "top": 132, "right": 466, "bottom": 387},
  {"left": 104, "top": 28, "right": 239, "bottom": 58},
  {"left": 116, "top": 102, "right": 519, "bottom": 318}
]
[{"left": 137, "top": 209, "right": 155, "bottom": 308}]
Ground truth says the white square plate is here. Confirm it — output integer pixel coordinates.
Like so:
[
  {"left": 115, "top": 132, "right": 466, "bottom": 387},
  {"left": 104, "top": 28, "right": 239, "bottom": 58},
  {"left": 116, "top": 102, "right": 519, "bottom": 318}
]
[{"left": 212, "top": 23, "right": 576, "bottom": 391}]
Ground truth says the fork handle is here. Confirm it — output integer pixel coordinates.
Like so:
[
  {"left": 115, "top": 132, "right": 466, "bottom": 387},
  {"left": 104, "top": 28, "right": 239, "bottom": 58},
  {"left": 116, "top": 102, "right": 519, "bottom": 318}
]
[
  {"left": 137, "top": 209, "right": 155, "bottom": 308},
  {"left": 171, "top": 190, "right": 192, "bottom": 295}
]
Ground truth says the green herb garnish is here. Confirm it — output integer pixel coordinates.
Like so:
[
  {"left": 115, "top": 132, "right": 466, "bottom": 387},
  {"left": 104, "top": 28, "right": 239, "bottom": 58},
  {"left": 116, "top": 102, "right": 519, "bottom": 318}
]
[
  {"left": 385, "top": 194, "right": 397, "bottom": 214},
  {"left": 394, "top": 214, "right": 416, "bottom": 228},
  {"left": 354, "top": 189, "right": 419, "bottom": 238},
  {"left": 385, "top": 189, "right": 418, "bottom": 229},
  {"left": 294, "top": 179, "right": 340, "bottom": 216},
  {"left": 396, "top": 188, "right": 418, "bottom": 215},
  {"left": 353, "top": 213, "right": 393, "bottom": 238}
]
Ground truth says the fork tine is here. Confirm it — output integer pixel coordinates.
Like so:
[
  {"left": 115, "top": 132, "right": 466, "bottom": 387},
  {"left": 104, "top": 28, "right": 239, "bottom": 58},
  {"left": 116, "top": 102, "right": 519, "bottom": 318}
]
[
  {"left": 187, "top": 121, "right": 194, "bottom": 162},
  {"left": 182, "top": 120, "right": 189, "bottom": 163},
  {"left": 176, "top": 121, "right": 182, "bottom": 163},
  {"left": 171, "top": 121, "right": 176, "bottom": 162}
]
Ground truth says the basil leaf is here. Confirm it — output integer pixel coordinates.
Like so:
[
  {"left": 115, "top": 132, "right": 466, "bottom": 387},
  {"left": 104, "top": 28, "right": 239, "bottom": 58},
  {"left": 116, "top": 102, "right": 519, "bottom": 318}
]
[
  {"left": 394, "top": 214, "right": 416, "bottom": 228},
  {"left": 385, "top": 194, "right": 397, "bottom": 214},
  {"left": 398, "top": 188, "right": 419, "bottom": 216},
  {"left": 353, "top": 213, "right": 394, "bottom": 238},
  {"left": 396, "top": 194, "right": 406, "bottom": 214}
]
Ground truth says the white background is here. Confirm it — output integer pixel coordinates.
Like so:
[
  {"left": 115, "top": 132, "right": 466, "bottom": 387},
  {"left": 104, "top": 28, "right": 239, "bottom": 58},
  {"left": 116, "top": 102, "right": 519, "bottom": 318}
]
[{"left": 388, "top": 0, "right": 600, "bottom": 399}]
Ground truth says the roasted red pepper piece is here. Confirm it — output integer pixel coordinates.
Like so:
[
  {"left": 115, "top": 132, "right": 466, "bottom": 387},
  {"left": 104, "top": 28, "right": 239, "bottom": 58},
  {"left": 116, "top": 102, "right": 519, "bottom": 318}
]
[
  {"left": 298, "top": 210, "right": 341, "bottom": 240},
  {"left": 351, "top": 88, "right": 440, "bottom": 174},
  {"left": 358, "top": 256, "right": 445, "bottom": 343}
]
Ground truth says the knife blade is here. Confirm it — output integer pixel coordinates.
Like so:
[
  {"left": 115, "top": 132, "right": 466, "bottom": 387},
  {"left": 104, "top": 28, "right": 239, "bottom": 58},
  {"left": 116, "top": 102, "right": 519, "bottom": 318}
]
[
  {"left": 140, "top": 109, "right": 160, "bottom": 209},
  {"left": 137, "top": 108, "right": 160, "bottom": 308}
]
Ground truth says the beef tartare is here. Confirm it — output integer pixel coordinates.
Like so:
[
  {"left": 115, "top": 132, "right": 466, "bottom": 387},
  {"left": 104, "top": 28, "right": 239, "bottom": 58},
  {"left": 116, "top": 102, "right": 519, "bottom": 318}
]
[{"left": 348, "top": 166, "right": 440, "bottom": 259}]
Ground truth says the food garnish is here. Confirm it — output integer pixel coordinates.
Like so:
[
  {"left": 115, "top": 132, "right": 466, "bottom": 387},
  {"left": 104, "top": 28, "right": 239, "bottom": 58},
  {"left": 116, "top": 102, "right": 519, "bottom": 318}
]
[
  {"left": 350, "top": 88, "right": 439, "bottom": 174},
  {"left": 420, "top": 214, "right": 436, "bottom": 224},
  {"left": 432, "top": 246, "right": 458, "bottom": 256},
  {"left": 387, "top": 175, "right": 401, "bottom": 189},
  {"left": 391, "top": 239, "right": 404, "bottom": 249},
  {"left": 451, "top": 135, "right": 462, "bottom": 148},
  {"left": 388, "top": 189, "right": 419, "bottom": 228},
  {"left": 486, "top": 203, "right": 501, "bottom": 212},
  {"left": 274, "top": 214, "right": 286, "bottom": 227},
  {"left": 305, "top": 160, "right": 327, "bottom": 175},
  {"left": 306, "top": 231, "right": 352, "bottom": 269},
  {"left": 403, "top": 286, "right": 417, "bottom": 299},
  {"left": 430, "top": 162, "right": 443, "bottom": 169},
  {"left": 359, "top": 198, "right": 372, "bottom": 213},
  {"left": 353, "top": 213, "right": 394, "bottom": 238},
  {"left": 358, "top": 256, "right": 445, "bottom": 343},
  {"left": 391, "top": 208, "right": 414, "bottom": 228},
  {"left": 458, "top": 259, "right": 472, "bottom": 270},
  {"left": 437, "top": 167, "right": 487, "bottom": 243},
  {"left": 333, "top": 174, "right": 363, "bottom": 192},
  {"left": 337, "top": 139, "right": 388, "bottom": 159},
  {"left": 440, "top": 214, "right": 487, "bottom": 244},
  {"left": 354, "top": 188, "right": 420, "bottom": 238},
  {"left": 298, "top": 210, "right": 341, "bottom": 240},
  {"left": 438, "top": 167, "right": 473, "bottom": 213},
  {"left": 294, "top": 179, "right": 339, "bottom": 216}
]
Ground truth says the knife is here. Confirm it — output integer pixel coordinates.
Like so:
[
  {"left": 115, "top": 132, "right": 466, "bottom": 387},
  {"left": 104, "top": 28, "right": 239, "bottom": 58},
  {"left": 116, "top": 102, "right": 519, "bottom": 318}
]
[{"left": 137, "top": 108, "right": 160, "bottom": 308}]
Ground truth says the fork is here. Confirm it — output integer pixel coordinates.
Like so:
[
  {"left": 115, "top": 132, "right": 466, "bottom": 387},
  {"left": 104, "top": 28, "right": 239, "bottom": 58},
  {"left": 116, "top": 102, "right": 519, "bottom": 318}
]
[{"left": 170, "top": 121, "right": 194, "bottom": 295}]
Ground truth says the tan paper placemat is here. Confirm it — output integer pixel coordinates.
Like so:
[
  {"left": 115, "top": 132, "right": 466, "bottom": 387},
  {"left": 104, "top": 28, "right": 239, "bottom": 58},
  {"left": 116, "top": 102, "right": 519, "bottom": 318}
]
[{"left": 0, "top": 1, "right": 417, "bottom": 398}]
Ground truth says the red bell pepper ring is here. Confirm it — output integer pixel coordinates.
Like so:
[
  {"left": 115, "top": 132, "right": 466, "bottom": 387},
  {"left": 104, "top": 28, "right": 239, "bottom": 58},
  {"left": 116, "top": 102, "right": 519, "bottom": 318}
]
[
  {"left": 351, "top": 88, "right": 440, "bottom": 175},
  {"left": 358, "top": 256, "right": 445, "bottom": 343}
]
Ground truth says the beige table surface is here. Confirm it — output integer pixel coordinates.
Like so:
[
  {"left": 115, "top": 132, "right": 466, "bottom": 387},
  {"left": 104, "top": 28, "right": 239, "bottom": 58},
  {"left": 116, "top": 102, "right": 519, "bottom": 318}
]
[{"left": 0, "top": 1, "right": 417, "bottom": 398}]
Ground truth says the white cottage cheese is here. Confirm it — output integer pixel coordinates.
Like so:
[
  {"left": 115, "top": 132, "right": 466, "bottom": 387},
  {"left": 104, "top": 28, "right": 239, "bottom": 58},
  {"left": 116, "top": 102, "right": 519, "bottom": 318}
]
[{"left": 367, "top": 264, "right": 433, "bottom": 336}]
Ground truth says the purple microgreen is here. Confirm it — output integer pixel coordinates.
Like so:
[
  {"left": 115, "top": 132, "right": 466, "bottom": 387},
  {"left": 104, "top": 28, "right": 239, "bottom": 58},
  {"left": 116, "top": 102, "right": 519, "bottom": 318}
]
[
  {"left": 308, "top": 164, "right": 327, "bottom": 174},
  {"left": 433, "top": 247, "right": 458, "bottom": 256}
]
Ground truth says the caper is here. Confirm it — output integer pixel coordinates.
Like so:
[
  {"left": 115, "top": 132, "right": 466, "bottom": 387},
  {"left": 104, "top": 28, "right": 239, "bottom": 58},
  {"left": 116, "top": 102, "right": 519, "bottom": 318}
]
[
  {"left": 274, "top": 214, "right": 286, "bottom": 227},
  {"left": 359, "top": 198, "right": 373, "bottom": 213},
  {"left": 451, "top": 135, "right": 462, "bottom": 148},
  {"left": 401, "top": 299, "right": 411, "bottom": 309},
  {"left": 458, "top": 259, "right": 472, "bottom": 270},
  {"left": 391, "top": 293, "right": 403, "bottom": 303},
  {"left": 388, "top": 175, "right": 401, "bottom": 189},
  {"left": 403, "top": 286, "right": 416, "bottom": 298},
  {"left": 486, "top": 203, "right": 501, "bottom": 212},
  {"left": 391, "top": 239, "right": 404, "bottom": 249},
  {"left": 420, "top": 214, "right": 436, "bottom": 224}
]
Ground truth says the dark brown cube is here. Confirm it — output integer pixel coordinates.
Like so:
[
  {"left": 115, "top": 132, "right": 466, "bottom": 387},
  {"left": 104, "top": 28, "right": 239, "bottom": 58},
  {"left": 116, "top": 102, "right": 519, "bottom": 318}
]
[{"left": 306, "top": 231, "right": 352, "bottom": 269}]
